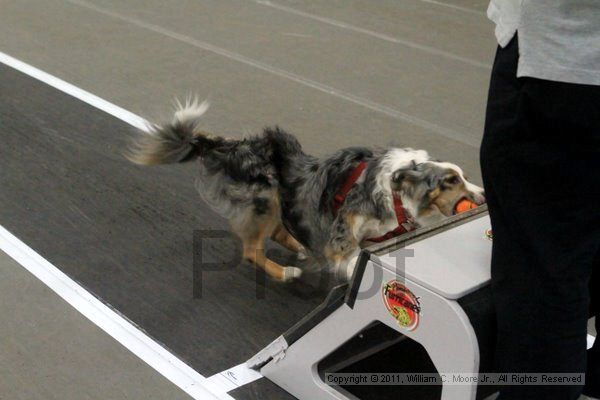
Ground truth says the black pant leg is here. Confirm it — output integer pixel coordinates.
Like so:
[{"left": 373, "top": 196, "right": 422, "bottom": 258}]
[
  {"left": 586, "top": 253, "right": 600, "bottom": 396},
  {"left": 480, "top": 36, "right": 600, "bottom": 400}
]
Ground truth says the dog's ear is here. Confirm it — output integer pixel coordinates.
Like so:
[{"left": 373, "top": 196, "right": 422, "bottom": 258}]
[
  {"left": 392, "top": 160, "right": 420, "bottom": 183},
  {"left": 391, "top": 169, "right": 406, "bottom": 183},
  {"left": 426, "top": 174, "right": 440, "bottom": 189},
  {"left": 423, "top": 166, "right": 446, "bottom": 199}
]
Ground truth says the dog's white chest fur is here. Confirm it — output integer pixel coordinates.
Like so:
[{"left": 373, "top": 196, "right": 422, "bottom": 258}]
[{"left": 353, "top": 215, "right": 399, "bottom": 242}]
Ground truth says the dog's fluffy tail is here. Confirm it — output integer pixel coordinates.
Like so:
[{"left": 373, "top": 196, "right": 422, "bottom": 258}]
[{"left": 126, "top": 98, "right": 221, "bottom": 165}]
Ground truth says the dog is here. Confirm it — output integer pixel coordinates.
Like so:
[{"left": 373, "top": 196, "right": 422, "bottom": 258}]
[{"left": 127, "top": 100, "right": 485, "bottom": 282}]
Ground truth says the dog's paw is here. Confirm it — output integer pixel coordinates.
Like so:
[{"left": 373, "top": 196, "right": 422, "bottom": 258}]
[
  {"left": 282, "top": 266, "right": 303, "bottom": 282},
  {"left": 346, "top": 258, "right": 358, "bottom": 281},
  {"left": 296, "top": 245, "right": 308, "bottom": 261}
]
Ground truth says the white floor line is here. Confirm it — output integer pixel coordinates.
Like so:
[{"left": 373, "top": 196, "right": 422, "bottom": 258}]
[
  {"left": 0, "top": 52, "right": 149, "bottom": 132},
  {"left": 0, "top": 225, "right": 234, "bottom": 400},
  {"left": 64, "top": 0, "right": 477, "bottom": 147},
  {"left": 0, "top": 52, "right": 247, "bottom": 399},
  {"left": 251, "top": 0, "right": 489, "bottom": 70},
  {"left": 206, "top": 364, "right": 263, "bottom": 393},
  {"left": 416, "top": 0, "right": 486, "bottom": 16}
]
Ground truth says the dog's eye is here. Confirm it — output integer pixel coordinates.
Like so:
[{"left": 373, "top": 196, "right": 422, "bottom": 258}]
[{"left": 446, "top": 176, "right": 460, "bottom": 185}]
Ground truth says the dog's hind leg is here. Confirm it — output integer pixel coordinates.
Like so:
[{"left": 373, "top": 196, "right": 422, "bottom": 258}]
[
  {"left": 232, "top": 210, "right": 302, "bottom": 282},
  {"left": 271, "top": 224, "right": 308, "bottom": 260},
  {"left": 241, "top": 232, "right": 302, "bottom": 282}
]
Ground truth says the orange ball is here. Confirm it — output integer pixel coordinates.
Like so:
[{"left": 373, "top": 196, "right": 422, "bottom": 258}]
[{"left": 455, "top": 199, "right": 478, "bottom": 214}]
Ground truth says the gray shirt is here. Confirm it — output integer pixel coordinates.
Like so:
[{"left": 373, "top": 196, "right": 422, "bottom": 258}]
[{"left": 488, "top": 0, "right": 600, "bottom": 85}]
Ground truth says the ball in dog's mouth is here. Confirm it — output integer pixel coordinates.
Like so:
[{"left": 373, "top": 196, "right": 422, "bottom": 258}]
[{"left": 453, "top": 198, "right": 479, "bottom": 214}]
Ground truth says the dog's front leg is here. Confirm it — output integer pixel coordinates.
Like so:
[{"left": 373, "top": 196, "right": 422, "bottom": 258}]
[
  {"left": 324, "top": 214, "right": 361, "bottom": 282},
  {"left": 337, "top": 249, "right": 362, "bottom": 282},
  {"left": 324, "top": 244, "right": 360, "bottom": 282}
]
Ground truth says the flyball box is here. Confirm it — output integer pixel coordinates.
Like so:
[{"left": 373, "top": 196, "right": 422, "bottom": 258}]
[{"left": 248, "top": 206, "right": 497, "bottom": 400}]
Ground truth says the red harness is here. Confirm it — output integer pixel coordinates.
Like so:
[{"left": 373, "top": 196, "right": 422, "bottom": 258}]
[{"left": 332, "top": 161, "right": 414, "bottom": 242}]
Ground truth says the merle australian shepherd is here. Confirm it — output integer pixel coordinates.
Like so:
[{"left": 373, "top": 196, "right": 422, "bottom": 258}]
[{"left": 127, "top": 100, "right": 485, "bottom": 282}]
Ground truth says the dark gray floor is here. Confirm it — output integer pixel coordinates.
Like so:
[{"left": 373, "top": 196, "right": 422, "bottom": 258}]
[{"left": 0, "top": 64, "right": 327, "bottom": 399}]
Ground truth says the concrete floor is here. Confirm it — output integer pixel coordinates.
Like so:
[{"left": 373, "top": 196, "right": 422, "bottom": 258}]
[
  {"left": 0, "top": 0, "right": 496, "bottom": 184},
  {"left": 0, "top": 250, "right": 192, "bottom": 400}
]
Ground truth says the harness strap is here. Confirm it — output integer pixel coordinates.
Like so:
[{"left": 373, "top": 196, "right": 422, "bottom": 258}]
[
  {"left": 332, "top": 161, "right": 368, "bottom": 214},
  {"left": 367, "top": 197, "right": 411, "bottom": 242},
  {"left": 332, "top": 161, "right": 414, "bottom": 242}
]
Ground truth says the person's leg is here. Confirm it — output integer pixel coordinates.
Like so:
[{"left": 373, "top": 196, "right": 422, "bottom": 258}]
[
  {"left": 585, "top": 253, "right": 600, "bottom": 397},
  {"left": 481, "top": 36, "right": 600, "bottom": 400}
]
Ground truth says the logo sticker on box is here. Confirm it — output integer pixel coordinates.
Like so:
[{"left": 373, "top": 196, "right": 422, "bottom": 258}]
[{"left": 382, "top": 280, "right": 421, "bottom": 331}]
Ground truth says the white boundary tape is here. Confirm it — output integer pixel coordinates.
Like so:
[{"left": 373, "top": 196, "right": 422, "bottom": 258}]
[
  {"left": 0, "top": 51, "right": 262, "bottom": 398},
  {"left": 206, "top": 364, "right": 263, "bottom": 393},
  {"left": 0, "top": 225, "right": 230, "bottom": 400},
  {"left": 0, "top": 52, "right": 149, "bottom": 131}
]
